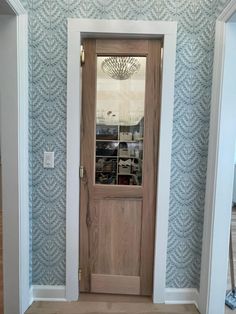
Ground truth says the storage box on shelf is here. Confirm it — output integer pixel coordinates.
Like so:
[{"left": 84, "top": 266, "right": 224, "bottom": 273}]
[
  {"left": 119, "top": 165, "right": 131, "bottom": 174},
  {"left": 119, "top": 148, "right": 130, "bottom": 157},
  {"left": 120, "top": 132, "right": 132, "bottom": 141}
]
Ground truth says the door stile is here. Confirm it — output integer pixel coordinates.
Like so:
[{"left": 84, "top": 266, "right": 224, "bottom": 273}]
[
  {"left": 140, "top": 40, "right": 161, "bottom": 295},
  {"left": 80, "top": 39, "right": 97, "bottom": 291}
]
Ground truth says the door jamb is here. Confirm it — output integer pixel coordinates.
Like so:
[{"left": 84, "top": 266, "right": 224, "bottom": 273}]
[
  {"left": 66, "top": 19, "right": 177, "bottom": 302},
  {"left": 0, "top": 1, "right": 29, "bottom": 313},
  {"left": 198, "top": 1, "right": 236, "bottom": 313}
]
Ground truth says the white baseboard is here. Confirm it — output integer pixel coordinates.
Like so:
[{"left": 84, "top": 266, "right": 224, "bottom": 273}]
[
  {"left": 31, "top": 285, "right": 66, "bottom": 301},
  {"left": 30, "top": 285, "right": 199, "bottom": 309},
  {"left": 165, "top": 288, "right": 199, "bottom": 308}
]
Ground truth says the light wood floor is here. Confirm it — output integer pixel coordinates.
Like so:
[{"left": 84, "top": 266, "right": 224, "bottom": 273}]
[{"left": 25, "top": 294, "right": 199, "bottom": 314}]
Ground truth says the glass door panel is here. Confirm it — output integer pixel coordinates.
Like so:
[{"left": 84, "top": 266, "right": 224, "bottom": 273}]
[{"left": 95, "top": 56, "right": 146, "bottom": 186}]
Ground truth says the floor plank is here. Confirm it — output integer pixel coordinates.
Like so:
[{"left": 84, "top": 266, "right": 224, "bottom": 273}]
[
  {"left": 25, "top": 301, "right": 199, "bottom": 314},
  {"left": 25, "top": 294, "right": 199, "bottom": 314}
]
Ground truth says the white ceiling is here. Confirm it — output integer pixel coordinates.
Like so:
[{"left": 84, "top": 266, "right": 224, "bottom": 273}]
[{"left": 0, "top": 1, "right": 14, "bottom": 14}]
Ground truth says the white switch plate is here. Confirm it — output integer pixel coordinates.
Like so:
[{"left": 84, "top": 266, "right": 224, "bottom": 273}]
[{"left": 43, "top": 151, "right": 54, "bottom": 168}]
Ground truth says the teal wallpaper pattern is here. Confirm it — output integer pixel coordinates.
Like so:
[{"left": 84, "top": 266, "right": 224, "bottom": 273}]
[{"left": 22, "top": 0, "right": 230, "bottom": 287}]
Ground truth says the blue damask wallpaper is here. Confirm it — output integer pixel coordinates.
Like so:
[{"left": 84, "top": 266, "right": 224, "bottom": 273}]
[{"left": 20, "top": 0, "right": 230, "bottom": 287}]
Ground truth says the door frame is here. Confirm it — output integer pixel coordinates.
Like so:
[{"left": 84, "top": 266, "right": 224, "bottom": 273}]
[
  {"left": 66, "top": 19, "right": 177, "bottom": 302},
  {"left": 198, "top": 1, "right": 236, "bottom": 313},
  {"left": 0, "top": 1, "right": 29, "bottom": 314}
]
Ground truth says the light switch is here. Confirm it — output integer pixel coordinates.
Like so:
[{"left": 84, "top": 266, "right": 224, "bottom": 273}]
[{"left": 43, "top": 151, "right": 54, "bottom": 168}]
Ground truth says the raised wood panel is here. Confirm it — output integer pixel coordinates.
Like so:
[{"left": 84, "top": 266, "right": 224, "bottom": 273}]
[
  {"left": 90, "top": 199, "right": 142, "bottom": 276},
  {"left": 92, "top": 185, "right": 143, "bottom": 199},
  {"left": 79, "top": 293, "right": 151, "bottom": 303},
  {"left": 96, "top": 39, "right": 149, "bottom": 55},
  {"left": 91, "top": 274, "right": 140, "bottom": 295}
]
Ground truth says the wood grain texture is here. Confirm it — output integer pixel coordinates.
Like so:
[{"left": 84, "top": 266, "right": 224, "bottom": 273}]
[
  {"left": 80, "top": 39, "right": 97, "bottom": 292},
  {"left": 140, "top": 40, "right": 161, "bottom": 295},
  {"left": 25, "top": 296, "right": 199, "bottom": 314},
  {"left": 96, "top": 39, "right": 149, "bottom": 55},
  {"left": 91, "top": 274, "right": 140, "bottom": 295},
  {"left": 90, "top": 200, "right": 142, "bottom": 277},
  {"left": 80, "top": 39, "right": 161, "bottom": 295},
  {"left": 92, "top": 185, "right": 142, "bottom": 199},
  {"left": 79, "top": 293, "right": 151, "bottom": 303}
]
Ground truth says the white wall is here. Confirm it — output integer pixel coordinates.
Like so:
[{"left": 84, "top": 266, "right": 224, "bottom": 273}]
[
  {"left": 0, "top": 2, "right": 15, "bottom": 14},
  {"left": 230, "top": 16, "right": 236, "bottom": 204},
  {"left": 0, "top": 15, "right": 20, "bottom": 314},
  {"left": 233, "top": 144, "right": 236, "bottom": 202},
  {"left": 233, "top": 165, "right": 236, "bottom": 203}
]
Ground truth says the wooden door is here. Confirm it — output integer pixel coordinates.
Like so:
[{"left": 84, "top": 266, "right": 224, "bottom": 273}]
[{"left": 80, "top": 39, "right": 161, "bottom": 296}]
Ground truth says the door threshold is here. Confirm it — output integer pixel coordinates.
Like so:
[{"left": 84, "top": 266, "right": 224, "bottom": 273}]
[{"left": 79, "top": 293, "right": 152, "bottom": 303}]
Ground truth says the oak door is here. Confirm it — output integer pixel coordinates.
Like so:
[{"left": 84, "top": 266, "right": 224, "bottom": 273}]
[{"left": 80, "top": 39, "right": 161, "bottom": 296}]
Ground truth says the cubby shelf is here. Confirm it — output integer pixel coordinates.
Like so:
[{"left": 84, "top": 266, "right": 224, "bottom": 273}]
[
  {"left": 95, "top": 121, "right": 144, "bottom": 185},
  {"left": 96, "top": 139, "right": 143, "bottom": 142}
]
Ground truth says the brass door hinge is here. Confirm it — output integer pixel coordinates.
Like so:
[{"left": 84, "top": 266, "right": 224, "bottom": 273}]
[
  {"left": 80, "top": 45, "right": 85, "bottom": 66},
  {"left": 78, "top": 268, "right": 82, "bottom": 281},
  {"left": 79, "top": 165, "right": 84, "bottom": 179}
]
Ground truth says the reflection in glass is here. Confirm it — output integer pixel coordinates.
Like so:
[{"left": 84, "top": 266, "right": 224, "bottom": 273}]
[{"left": 95, "top": 56, "right": 146, "bottom": 186}]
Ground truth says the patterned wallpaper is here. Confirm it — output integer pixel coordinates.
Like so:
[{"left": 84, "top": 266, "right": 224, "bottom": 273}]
[{"left": 21, "top": 0, "right": 230, "bottom": 287}]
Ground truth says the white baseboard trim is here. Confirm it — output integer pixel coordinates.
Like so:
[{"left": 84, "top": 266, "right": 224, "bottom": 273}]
[
  {"left": 31, "top": 285, "right": 66, "bottom": 301},
  {"left": 165, "top": 288, "right": 199, "bottom": 308},
  {"left": 30, "top": 285, "right": 199, "bottom": 309}
]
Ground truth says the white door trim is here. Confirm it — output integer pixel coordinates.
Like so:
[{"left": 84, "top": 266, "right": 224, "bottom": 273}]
[
  {"left": 18, "top": 12, "right": 30, "bottom": 314},
  {"left": 66, "top": 19, "right": 177, "bottom": 302},
  {"left": 199, "top": 1, "right": 236, "bottom": 313},
  {"left": 0, "top": 1, "right": 29, "bottom": 313}
]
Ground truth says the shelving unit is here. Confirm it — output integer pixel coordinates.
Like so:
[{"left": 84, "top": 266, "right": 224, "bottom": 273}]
[{"left": 95, "top": 121, "right": 144, "bottom": 185}]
